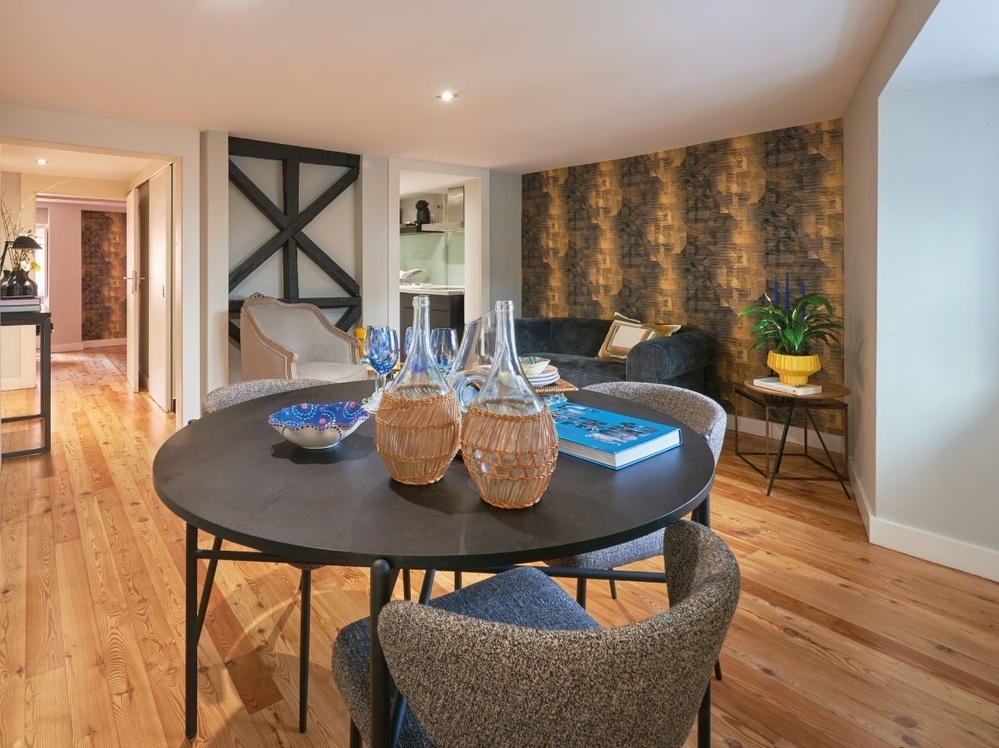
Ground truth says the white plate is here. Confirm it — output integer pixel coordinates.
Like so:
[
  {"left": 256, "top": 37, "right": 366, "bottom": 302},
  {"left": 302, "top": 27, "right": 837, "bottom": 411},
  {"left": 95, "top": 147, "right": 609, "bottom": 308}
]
[{"left": 528, "top": 368, "right": 561, "bottom": 387}]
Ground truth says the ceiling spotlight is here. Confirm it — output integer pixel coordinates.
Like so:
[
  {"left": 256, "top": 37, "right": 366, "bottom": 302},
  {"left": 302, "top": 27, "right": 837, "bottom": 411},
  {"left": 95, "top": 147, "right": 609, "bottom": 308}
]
[
  {"left": 437, "top": 91, "right": 457, "bottom": 102},
  {"left": 36, "top": 158, "right": 48, "bottom": 165}
]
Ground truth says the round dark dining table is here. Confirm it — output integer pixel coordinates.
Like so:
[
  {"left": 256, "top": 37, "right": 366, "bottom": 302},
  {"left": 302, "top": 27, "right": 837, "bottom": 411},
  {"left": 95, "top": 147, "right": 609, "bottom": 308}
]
[{"left": 153, "top": 379, "right": 716, "bottom": 746}]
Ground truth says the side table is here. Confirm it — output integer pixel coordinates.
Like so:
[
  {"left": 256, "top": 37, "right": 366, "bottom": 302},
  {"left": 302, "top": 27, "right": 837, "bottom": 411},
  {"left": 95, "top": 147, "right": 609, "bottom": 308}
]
[
  {"left": 0, "top": 308, "right": 52, "bottom": 458},
  {"left": 733, "top": 379, "right": 851, "bottom": 500}
]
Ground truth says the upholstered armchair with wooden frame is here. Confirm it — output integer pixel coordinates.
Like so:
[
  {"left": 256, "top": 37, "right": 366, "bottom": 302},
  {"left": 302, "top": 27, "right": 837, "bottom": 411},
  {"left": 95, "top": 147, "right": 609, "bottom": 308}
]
[{"left": 239, "top": 295, "right": 368, "bottom": 383}]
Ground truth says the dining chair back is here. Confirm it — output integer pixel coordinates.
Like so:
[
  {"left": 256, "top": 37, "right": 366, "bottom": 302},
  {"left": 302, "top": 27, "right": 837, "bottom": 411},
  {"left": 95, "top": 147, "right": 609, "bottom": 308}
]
[{"left": 332, "top": 520, "right": 740, "bottom": 748}]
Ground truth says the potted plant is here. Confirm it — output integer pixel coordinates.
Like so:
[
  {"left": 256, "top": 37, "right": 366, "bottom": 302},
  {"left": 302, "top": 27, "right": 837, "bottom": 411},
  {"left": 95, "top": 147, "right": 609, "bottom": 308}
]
[{"left": 739, "top": 292, "right": 843, "bottom": 385}]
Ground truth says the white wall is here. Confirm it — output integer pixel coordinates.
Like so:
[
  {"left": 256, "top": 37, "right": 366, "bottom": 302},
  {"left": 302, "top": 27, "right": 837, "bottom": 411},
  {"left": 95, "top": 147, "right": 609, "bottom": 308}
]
[
  {"left": 877, "top": 79, "right": 999, "bottom": 569},
  {"left": 844, "top": 0, "right": 999, "bottom": 580},
  {"left": 488, "top": 170, "right": 523, "bottom": 313}
]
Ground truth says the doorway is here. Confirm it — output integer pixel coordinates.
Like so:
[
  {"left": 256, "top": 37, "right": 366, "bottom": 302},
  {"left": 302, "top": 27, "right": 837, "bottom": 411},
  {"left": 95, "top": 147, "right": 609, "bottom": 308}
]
[{"left": 1, "top": 142, "right": 176, "bottom": 412}]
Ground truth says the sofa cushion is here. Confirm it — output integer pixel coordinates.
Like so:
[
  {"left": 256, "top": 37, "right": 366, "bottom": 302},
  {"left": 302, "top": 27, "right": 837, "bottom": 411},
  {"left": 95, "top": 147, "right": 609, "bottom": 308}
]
[{"left": 539, "top": 353, "right": 626, "bottom": 388}]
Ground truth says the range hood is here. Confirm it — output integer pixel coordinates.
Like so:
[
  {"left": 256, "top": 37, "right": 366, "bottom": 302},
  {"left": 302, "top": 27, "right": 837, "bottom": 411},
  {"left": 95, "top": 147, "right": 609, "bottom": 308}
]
[{"left": 421, "top": 186, "right": 464, "bottom": 231}]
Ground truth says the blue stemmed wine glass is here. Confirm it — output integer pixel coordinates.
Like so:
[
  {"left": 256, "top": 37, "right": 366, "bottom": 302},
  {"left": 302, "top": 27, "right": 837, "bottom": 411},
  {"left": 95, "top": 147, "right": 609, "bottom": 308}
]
[
  {"left": 431, "top": 327, "right": 458, "bottom": 376},
  {"left": 366, "top": 326, "right": 400, "bottom": 404}
]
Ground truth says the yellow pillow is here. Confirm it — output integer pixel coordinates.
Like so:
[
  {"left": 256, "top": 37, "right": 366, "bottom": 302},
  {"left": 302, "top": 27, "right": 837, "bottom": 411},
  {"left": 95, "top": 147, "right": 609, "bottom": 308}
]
[{"left": 598, "top": 314, "right": 682, "bottom": 360}]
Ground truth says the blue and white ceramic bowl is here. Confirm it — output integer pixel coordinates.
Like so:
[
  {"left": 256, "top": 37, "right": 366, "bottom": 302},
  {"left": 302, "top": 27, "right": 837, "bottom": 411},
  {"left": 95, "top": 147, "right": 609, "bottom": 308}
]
[{"left": 268, "top": 401, "right": 369, "bottom": 449}]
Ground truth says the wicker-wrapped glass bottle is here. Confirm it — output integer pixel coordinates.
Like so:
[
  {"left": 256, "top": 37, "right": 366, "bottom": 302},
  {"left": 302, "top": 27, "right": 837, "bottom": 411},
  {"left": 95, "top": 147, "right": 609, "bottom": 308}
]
[
  {"left": 375, "top": 295, "right": 461, "bottom": 484},
  {"left": 461, "top": 300, "right": 558, "bottom": 508}
]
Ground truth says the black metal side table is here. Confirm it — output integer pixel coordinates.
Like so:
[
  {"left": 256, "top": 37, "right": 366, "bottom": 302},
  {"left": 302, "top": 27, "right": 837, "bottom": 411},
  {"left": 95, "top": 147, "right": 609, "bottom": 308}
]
[
  {"left": 733, "top": 379, "right": 851, "bottom": 500},
  {"left": 1, "top": 308, "right": 52, "bottom": 458}
]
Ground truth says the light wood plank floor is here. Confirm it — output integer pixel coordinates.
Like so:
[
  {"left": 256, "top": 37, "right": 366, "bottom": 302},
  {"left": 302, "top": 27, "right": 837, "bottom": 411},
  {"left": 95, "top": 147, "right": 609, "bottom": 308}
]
[{"left": 1, "top": 347, "right": 997, "bottom": 747}]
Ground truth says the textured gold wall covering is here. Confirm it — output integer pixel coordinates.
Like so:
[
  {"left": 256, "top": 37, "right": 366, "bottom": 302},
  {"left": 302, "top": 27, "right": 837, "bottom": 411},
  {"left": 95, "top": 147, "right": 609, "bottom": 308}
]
[
  {"left": 522, "top": 120, "right": 844, "bottom": 421},
  {"left": 81, "top": 211, "right": 127, "bottom": 341}
]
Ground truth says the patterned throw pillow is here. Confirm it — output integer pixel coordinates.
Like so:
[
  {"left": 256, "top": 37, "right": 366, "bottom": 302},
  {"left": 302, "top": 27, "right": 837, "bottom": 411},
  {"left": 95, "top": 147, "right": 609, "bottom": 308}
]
[{"left": 598, "top": 314, "right": 681, "bottom": 360}]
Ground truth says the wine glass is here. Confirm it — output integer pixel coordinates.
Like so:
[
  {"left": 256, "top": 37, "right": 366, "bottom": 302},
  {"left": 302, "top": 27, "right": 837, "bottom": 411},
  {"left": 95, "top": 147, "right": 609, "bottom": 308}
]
[
  {"left": 431, "top": 327, "right": 458, "bottom": 377},
  {"left": 366, "top": 326, "right": 400, "bottom": 400}
]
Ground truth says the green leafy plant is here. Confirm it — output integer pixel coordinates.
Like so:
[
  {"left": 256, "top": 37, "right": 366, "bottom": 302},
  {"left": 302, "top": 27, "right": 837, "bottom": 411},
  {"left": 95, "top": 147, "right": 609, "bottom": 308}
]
[{"left": 739, "top": 293, "right": 843, "bottom": 355}]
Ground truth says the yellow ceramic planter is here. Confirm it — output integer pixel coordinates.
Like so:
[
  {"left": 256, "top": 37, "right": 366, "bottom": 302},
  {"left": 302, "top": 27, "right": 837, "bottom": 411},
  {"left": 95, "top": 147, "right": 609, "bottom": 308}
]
[{"left": 767, "top": 351, "right": 821, "bottom": 386}]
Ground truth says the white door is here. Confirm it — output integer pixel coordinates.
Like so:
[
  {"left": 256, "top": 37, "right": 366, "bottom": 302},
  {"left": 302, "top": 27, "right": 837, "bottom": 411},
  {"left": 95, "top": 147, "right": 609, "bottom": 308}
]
[
  {"left": 125, "top": 188, "right": 140, "bottom": 392},
  {"left": 146, "top": 166, "right": 173, "bottom": 412}
]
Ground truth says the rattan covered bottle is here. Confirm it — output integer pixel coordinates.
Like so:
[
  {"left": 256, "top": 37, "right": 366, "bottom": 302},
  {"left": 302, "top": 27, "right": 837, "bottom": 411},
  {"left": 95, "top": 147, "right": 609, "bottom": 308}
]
[
  {"left": 375, "top": 295, "right": 461, "bottom": 484},
  {"left": 460, "top": 300, "right": 558, "bottom": 508}
]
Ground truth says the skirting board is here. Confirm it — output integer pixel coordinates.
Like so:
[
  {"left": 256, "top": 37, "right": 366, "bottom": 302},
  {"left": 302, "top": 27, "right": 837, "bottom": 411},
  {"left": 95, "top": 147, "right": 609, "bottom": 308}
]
[
  {"left": 726, "top": 414, "right": 844, "bottom": 454},
  {"left": 851, "top": 460, "right": 998, "bottom": 583},
  {"left": 52, "top": 338, "right": 126, "bottom": 353}
]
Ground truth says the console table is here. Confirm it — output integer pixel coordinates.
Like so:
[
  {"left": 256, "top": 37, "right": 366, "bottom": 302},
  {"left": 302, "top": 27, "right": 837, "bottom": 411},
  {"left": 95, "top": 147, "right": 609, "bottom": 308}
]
[
  {"left": 0, "top": 308, "right": 52, "bottom": 459},
  {"left": 733, "top": 379, "right": 850, "bottom": 500}
]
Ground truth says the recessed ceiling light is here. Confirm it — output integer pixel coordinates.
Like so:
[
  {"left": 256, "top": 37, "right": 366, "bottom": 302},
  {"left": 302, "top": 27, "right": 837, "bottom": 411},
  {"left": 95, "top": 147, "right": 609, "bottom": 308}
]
[
  {"left": 36, "top": 158, "right": 48, "bottom": 165},
  {"left": 437, "top": 91, "right": 457, "bottom": 102}
]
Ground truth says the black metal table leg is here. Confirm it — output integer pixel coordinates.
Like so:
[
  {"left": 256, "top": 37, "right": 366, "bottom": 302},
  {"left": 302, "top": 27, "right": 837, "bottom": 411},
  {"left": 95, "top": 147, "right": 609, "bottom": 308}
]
[
  {"left": 299, "top": 568, "right": 311, "bottom": 733},
  {"left": 804, "top": 403, "right": 852, "bottom": 500},
  {"left": 766, "top": 400, "right": 796, "bottom": 496},
  {"left": 370, "top": 558, "right": 394, "bottom": 748},
  {"left": 185, "top": 523, "right": 199, "bottom": 740},
  {"left": 40, "top": 317, "right": 51, "bottom": 453}
]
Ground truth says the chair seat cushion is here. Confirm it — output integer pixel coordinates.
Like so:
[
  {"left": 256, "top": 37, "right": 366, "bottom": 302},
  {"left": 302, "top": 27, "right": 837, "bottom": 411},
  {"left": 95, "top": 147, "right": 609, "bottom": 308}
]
[
  {"left": 297, "top": 362, "right": 369, "bottom": 383},
  {"left": 546, "top": 529, "right": 663, "bottom": 569},
  {"left": 332, "top": 567, "right": 599, "bottom": 746}
]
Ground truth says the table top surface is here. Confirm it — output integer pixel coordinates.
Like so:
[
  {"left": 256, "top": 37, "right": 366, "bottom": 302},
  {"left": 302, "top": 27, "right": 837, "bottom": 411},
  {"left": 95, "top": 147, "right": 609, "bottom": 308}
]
[
  {"left": 153, "top": 381, "right": 715, "bottom": 570},
  {"left": 0, "top": 306, "right": 51, "bottom": 324},
  {"left": 740, "top": 379, "right": 850, "bottom": 400}
]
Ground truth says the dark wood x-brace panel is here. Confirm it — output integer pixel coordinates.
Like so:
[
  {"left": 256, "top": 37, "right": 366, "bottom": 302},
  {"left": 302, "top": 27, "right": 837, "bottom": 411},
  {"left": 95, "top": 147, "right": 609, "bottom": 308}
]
[{"left": 228, "top": 137, "right": 362, "bottom": 343}]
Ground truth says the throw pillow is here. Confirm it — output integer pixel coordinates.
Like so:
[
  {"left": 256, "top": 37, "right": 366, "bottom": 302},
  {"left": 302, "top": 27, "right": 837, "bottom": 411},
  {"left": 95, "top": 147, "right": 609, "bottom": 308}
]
[
  {"left": 598, "top": 314, "right": 682, "bottom": 360},
  {"left": 598, "top": 313, "right": 657, "bottom": 360}
]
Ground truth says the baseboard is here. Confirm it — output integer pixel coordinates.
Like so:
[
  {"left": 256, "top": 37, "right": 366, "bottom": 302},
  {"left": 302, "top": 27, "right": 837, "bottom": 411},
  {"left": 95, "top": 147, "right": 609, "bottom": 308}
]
[
  {"left": 849, "top": 458, "right": 997, "bottom": 583},
  {"left": 52, "top": 342, "right": 84, "bottom": 353},
  {"left": 51, "top": 338, "right": 126, "bottom": 353},
  {"left": 1, "top": 374, "right": 36, "bottom": 390},
  {"left": 726, "top": 414, "right": 844, "bottom": 454},
  {"left": 84, "top": 338, "right": 126, "bottom": 349}
]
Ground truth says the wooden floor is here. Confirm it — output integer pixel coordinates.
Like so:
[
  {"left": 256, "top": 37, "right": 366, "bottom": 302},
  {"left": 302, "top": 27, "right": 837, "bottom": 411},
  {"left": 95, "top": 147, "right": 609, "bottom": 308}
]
[{"left": 1, "top": 347, "right": 997, "bottom": 747}]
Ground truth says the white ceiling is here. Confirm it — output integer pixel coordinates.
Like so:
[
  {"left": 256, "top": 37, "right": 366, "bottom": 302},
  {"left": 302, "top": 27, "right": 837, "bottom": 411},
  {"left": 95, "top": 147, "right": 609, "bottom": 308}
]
[
  {"left": 0, "top": 143, "right": 157, "bottom": 182},
  {"left": 2, "top": 0, "right": 902, "bottom": 182}
]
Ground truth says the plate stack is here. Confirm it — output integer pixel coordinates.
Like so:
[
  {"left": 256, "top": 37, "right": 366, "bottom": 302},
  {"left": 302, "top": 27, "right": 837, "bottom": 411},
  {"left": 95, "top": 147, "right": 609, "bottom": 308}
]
[{"left": 527, "top": 365, "right": 560, "bottom": 388}]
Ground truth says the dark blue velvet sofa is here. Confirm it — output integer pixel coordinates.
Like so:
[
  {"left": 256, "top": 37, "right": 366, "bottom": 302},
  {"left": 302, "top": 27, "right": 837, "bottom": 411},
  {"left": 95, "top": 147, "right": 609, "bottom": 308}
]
[{"left": 514, "top": 317, "right": 716, "bottom": 394}]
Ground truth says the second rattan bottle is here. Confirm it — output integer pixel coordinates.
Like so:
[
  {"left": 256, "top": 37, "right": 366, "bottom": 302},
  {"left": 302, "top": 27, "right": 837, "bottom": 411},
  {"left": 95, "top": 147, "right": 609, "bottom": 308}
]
[
  {"left": 461, "top": 300, "right": 558, "bottom": 508},
  {"left": 375, "top": 295, "right": 461, "bottom": 484}
]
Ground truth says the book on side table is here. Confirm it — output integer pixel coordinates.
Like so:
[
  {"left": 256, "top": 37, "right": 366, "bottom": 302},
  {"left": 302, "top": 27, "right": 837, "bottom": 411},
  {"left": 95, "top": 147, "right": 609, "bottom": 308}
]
[
  {"left": 752, "top": 376, "right": 822, "bottom": 396},
  {"left": 0, "top": 296, "right": 42, "bottom": 313},
  {"left": 550, "top": 401, "right": 682, "bottom": 469}
]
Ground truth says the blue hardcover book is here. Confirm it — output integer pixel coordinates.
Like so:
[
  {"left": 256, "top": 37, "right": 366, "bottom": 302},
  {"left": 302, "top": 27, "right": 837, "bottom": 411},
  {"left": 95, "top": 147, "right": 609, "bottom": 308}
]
[{"left": 550, "top": 402, "right": 682, "bottom": 469}]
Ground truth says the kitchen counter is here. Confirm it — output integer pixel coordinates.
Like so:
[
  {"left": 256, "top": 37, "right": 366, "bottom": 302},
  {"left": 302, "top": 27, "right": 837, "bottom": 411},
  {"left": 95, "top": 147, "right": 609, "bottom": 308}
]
[{"left": 400, "top": 284, "right": 465, "bottom": 297}]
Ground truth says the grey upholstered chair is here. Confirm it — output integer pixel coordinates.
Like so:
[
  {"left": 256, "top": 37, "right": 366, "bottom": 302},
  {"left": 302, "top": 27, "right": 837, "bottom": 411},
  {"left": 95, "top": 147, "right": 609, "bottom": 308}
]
[
  {"left": 239, "top": 294, "right": 368, "bottom": 383},
  {"left": 332, "top": 520, "right": 740, "bottom": 748},
  {"left": 200, "top": 377, "right": 332, "bottom": 733},
  {"left": 546, "top": 381, "right": 727, "bottom": 606}
]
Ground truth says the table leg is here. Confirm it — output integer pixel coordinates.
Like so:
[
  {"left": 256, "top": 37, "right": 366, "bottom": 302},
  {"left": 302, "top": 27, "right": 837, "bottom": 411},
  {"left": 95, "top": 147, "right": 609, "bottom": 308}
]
[
  {"left": 369, "top": 558, "right": 394, "bottom": 748},
  {"left": 41, "top": 319, "right": 51, "bottom": 453},
  {"left": 805, "top": 403, "right": 852, "bottom": 500},
  {"left": 766, "top": 400, "right": 796, "bottom": 496},
  {"left": 185, "top": 523, "right": 199, "bottom": 740}
]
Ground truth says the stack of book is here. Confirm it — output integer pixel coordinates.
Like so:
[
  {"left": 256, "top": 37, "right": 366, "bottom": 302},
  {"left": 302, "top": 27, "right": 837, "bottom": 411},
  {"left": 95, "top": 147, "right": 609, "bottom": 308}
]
[
  {"left": 753, "top": 376, "right": 822, "bottom": 396},
  {"left": 0, "top": 296, "right": 42, "bottom": 313},
  {"left": 550, "top": 401, "right": 682, "bottom": 469}
]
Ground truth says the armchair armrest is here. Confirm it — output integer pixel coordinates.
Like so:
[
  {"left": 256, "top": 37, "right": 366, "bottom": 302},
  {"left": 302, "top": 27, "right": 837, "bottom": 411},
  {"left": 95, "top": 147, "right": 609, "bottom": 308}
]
[{"left": 626, "top": 330, "right": 716, "bottom": 384}]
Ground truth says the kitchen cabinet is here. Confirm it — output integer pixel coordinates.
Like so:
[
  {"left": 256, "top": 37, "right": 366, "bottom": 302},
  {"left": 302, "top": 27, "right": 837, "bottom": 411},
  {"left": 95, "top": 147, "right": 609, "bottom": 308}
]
[{"left": 401, "top": 291, "right": 464, "bottom": 334}]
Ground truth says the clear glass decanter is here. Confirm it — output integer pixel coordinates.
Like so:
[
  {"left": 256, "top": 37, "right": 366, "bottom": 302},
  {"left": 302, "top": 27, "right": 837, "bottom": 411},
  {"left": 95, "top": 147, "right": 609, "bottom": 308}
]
[
  {"left": 377, "top": 295, "right": 461, "bottom": 484},
  {"left": 471, "top": 301, "right": 544, "bottom": 416},
  {"left": 461, "top": 300, "right": 557, "bottom": 508}
]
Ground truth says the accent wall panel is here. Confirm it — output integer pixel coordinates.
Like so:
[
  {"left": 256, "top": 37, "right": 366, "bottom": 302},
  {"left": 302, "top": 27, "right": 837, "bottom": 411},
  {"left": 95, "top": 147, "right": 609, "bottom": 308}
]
[
  {"left": 81, "top": 210, "right": 127, "bottom": 341},
  {"left": 522, "top": 120, "right": 844, "bottom": 428}
]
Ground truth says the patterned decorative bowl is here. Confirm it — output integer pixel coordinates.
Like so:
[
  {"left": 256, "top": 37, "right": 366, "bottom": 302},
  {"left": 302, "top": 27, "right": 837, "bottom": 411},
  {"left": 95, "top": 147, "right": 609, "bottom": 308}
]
[
  {"left": 519, "top": 356, "right": 551, "bottom": 376},
  {"left": 268, "top": 401, "right": 370, "bottom": 449}
]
